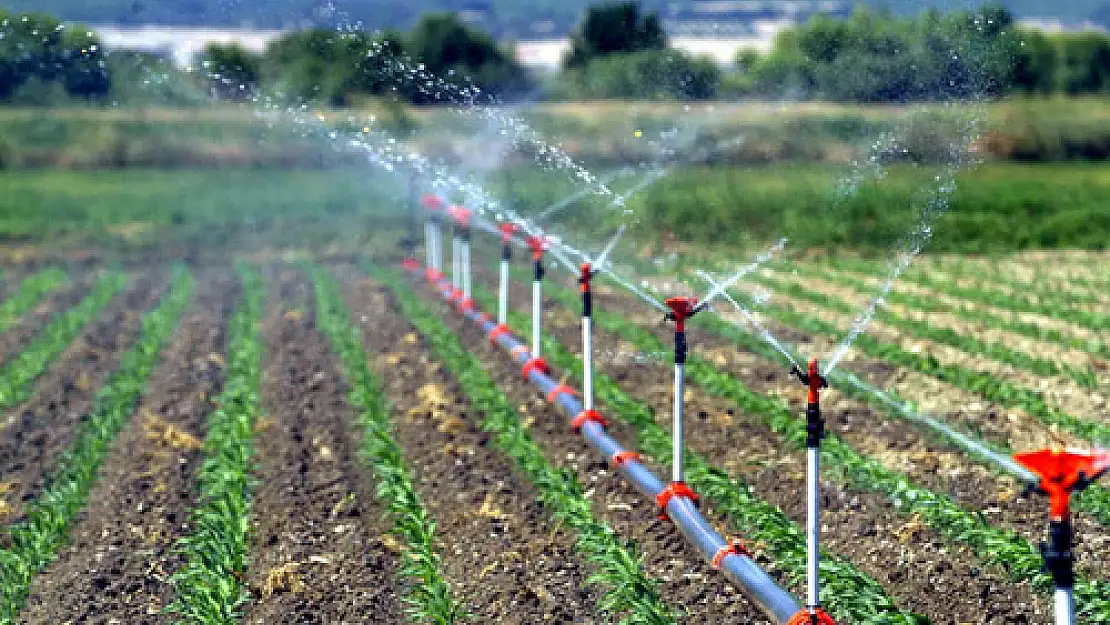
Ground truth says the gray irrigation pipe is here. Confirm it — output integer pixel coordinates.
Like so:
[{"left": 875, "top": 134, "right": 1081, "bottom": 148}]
[{"left": 408, "top": 266, "right": 803, "bottom": 624}]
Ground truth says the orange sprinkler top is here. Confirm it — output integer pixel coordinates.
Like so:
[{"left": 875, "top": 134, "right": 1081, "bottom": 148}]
[{"left": 1015, "top": 448, "right": 1110, "bottom": 519}]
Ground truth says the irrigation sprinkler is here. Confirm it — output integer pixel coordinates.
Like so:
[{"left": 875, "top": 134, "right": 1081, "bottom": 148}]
[
  {"left": 451, "top": 206, "right": 474, "bottom": 311},
  {"left": 1014, "top": 448, "right": 1110, "bottom": 625},
  {"left": 663, "top": 297, "right": 701, "bottom": 499},
  {"left": 526, "top": 234, "right": 550, "bottom": 369},
  {"left": 497, "top": 222, "right": 517, "bottom": 327},
  {"left": 421, "top": 194, "right": 445, "bottom": 281},
  {"left": 789, "top": 360, "right": 835, "bottom": 625}
]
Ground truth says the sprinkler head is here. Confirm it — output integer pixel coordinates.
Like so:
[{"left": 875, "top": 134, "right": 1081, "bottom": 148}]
[
  {"left": 449, "top": 205, "right": 471, "bottom": 227},
  {"left": 421, "top": 194, "right": 444, "bottom": 211},
  {"left": 579, "top": 262, "right": 593, "bottom": 285},
  {"left": 664, "top": 297, "right": 699, "bottom": 331},
  {"left": 1015, "top": 448, "right": 1110, "bottom": 520},
  {"left": 790, "top": 359, "right": 828, "bottom": 394},
  {"left": 527, "top": 235, "right": 548, "bottom": 261},
  {"left": 498, "top": 222, "right": 517, "bottom": 244}
]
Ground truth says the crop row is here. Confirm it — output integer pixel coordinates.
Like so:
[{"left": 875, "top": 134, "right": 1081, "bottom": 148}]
[
  {"left": 720, "top": 273, "right": 1110, "bottom": 447},
  {"left": 375, "top": 266, "right": 680, "bottom": 625},
  {"left": 465, "top": 282, "right": 923, "bottom": 624},
  {"left": 529, "top": 275, "right": 1110, "bottom": 619},
  {"left": 166, "top": 265, "right": 265, "bottom": 624},
  {"left": 0, "top": 272, "right": 128, "bottom": 409},
  {"left": 657, "top": 264, "right": 1110, "bottom": 525},
  {"left": 828, "top": 257, "right": 1110, "bottom": 332},
  {"left": 309, "top": 266, "right": 466, "bottom": 624},
  {"left": 691, "top": 298, "right": 1110, "bottom": 528},
  {"left": 0, "top": 267, "right": 194, "bottom": 623},
  {"left": 927, "top": 258, "right": 1108, "bottom": 305},
  {"left": 760, "top": 269, "right": 1099, "bottom": 389},
  {"left": 803, "top": 264, "right": 1110, "bottom": 368},
  {"left": 0, "top": 269, "right": 66, "bottom": 332}
]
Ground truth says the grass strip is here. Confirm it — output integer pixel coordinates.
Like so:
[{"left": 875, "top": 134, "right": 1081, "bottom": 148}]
[
  {"left": 528, "top": 275, "right": 1110, "bottom": 620},
  {"left": 308, "top": 266, "right": 466, "bottom": 624},
  {"left": 0, "top": 271, "right": 128, "bottom": 409},
  {"left": 829, "top": 257, "right": 1110, "bottom": 332},
  {"left": 761, "top": 268, "right": 1099, "bottom": 389},
  {"left": 0, "top": 267, "right": 194, "bottom": 623},
  {"left": 166, "top": 265, "right": 265, "bottom": 624},
  {"left": 465, "top": 280, "right": 924, "bottom": 625},
  {"left": 0, "top": 269, "right": 67, "bottom": 333},
  {"left": 375, "top": 266, "right": 679, "bottom": 625}
]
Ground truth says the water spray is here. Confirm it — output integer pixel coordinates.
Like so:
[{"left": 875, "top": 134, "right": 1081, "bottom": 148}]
[
  {"left": 497, "top": 222, "right": 517, "bottom": 327},
  {"left": 1014, "top": 448, "right": 1110, "bottom": 625},
  {"left": 421, "top": 194, "right": 445, "bottom": 281},
  {"left": 662, "top": 297, "right": 701, "bottom": 508},
  {"left": 788, "top": 360, "right": 836, "bottom": 625}
]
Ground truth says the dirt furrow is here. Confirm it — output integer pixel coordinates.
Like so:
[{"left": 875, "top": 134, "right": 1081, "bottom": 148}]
[
  {"left": 343, "top": 271, "right": 608, "bottom": 624},
  {"left": 241, "top": 270, "right": 402, "bottom": 624},
  {"left": 0, "top": 273, "right": 164, "bottom": 524},
  {"left": 480, "top": 267, "right": 1048, "bottom": 622},
  {"left": 390, "top": 271, "right": 783, "bottom": 624},
  {"left": 18, "top": 269, "right": 235, "bottom": 624},
  {"left": 0, "top": 277, "right": 94, "bottom": 364}
]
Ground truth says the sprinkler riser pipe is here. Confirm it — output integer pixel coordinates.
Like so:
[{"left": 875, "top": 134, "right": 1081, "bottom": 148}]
[
  {"left": 806, "top": 447, "right": 821, "bottom": 609},
  {"left": 532, "top": 279, "right": 543, "bottom": 358},
  {"left": 461, "top": 238, "right": 472, "bottom": 301},
  {"left": 425, "top": 222, "right": 433, "bottom": 268},
  {"left": 583, "top": 316, "right": 593, "bottom": 410},
  {"left": 498, "top": 259, "right": 509, "bottom": 327},
  {"left": 1055, "top": 589, "right": 1075, "bottom": 625},
  {"left": 413, "top": 266, "right": 800, "bottom": 622},
  {"left": 673, "top": 361, "right": 685, "bottom": 483}
]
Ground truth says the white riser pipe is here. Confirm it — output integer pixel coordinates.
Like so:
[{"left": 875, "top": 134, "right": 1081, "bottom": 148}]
[
  {"left": 807, "top": 447, "right": 821, "bottom": 609},
  {"left": 498, "top": 259, "right": 509, "bottom": 326},
  {"left": 583, "top": 316, "right": 593, "bottom": 410},
  {"left": 673, "top": 363, "right": 685, "bottom": 483}
]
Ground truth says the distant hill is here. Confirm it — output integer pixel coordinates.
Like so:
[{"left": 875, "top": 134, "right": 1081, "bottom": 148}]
[{"left": 1, "top": 0, "right": 1107, "bottom": 34}]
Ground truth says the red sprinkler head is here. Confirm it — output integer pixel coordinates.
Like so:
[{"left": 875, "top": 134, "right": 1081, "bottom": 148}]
[
  {"left": 527, "top": 235, "right": 547, "bottom": 262},
  {"left": 1015, "top": 448, "right": 1110, "bottom": 520},
  {"left": 449, "top": 205, "right": 471, "bottom": 227},
  {"left": 421, "top": 194, "right": 444, "bottom": 211},
  {"left": 498, "top": 222, "right": 517, "bottom": 244},
  {"left": 791, "top": 358, "right": 828, "bottom": 397},
  {"left": 580, "top": 262, "right": 593, "bottom": 289},
  {"left": 664, "top": 297, "right": 699, "bottom": 332}
]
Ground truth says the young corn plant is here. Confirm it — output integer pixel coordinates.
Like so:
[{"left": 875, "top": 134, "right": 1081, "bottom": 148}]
[
  {"left": 166, "top": 265, "right": 265, "bottom": 625},
  {"left": 308, "top": 266, "right": 466, "bottom": 625},
  {"left": 374, "top": 266, "right": 678, "bottom": 625},
  {"left": 529, "top": 278, "right": 1110, "bottom": 620},
  {"left": 0, "top": 272, "right": 128, "bottom": 408},
  {"left": 0, "top": 269, "right": 67, "bottom": 332},
  {"left": 0, "top": 267, "right": 194, "bottom": 623},
  {"left": 466, "top": 281, "right": 923, "bottom": 625}
]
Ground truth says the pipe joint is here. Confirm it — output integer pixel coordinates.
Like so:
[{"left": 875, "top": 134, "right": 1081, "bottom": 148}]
[{"left": 657, "top": 481, "right": 699, "bottom": 521}]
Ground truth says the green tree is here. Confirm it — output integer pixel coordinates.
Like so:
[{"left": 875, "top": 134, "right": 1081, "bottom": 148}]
[
  {"left": 406, "top": 13, "right": 529, "bottom": 102},
  {"left": 202, "top": 43, "right": 261, "bottom": 100},
  {"left": 565, "top": 2, "right": 666, "bottom": 69},
  {"left": 568, "top": 48, "right": 719, "bottom": 100},
  {"left": 1057, "top": 33, "right": 1110, "bottom": 94}
]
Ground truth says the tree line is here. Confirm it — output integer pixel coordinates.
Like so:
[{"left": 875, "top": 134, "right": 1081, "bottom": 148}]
[
  {"left": 0, "top": 10, "right": 111, "bottom": 101},
  {"left": 4, "top": 2, "right": 1110, "bottom": 106}
]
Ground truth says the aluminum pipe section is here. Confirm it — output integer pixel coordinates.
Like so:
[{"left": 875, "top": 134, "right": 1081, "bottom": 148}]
[{"left": 417, "top": 268, "right": 800, "bottom": 624}]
